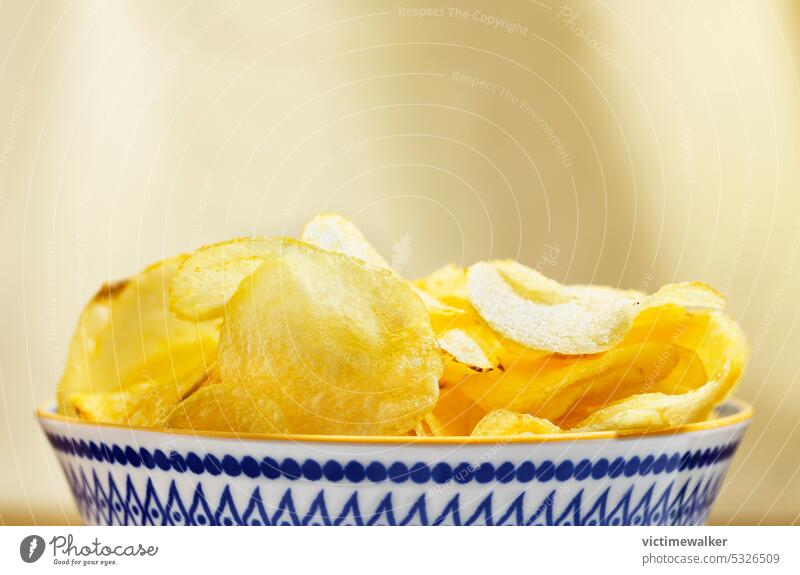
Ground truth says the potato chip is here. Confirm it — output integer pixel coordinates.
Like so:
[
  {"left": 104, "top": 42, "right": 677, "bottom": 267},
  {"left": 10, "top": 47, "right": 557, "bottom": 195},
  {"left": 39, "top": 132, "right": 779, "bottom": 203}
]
[
  {"left": 458, "top": 341, "right": 679, "bottom": 420},
  {"left": 57, "top": 256, "right": 220, "bottom": 417},
  {"left": 218, "top": 240, "right": 442, "bottom": 435},
  {"left": 472, "top": 409, "right": 561, "bottom": 436},
  {"left": 414, "top": 267, "right": 511, "bottom": 376},
  {"left": 301, "top": 213, "right": 464, "bottom": 322},
  {"left": 494, "top": 259, "right": 645, "bottom": 304},
  {"left": 554, "top": 346, "right": 707, "bottom": 429},
  {"left": 413, "top": 420, "right": 432, "bottom": 436},
  {"left": 620, "top": 304, "right": 694, "bottom": 346},
  {"left": 169, "top": 237, "right": 292, "bottom": 321},
  {"left": 418, "top": 384, "right": 487, "bottom": 436},
  {"left": 492, "top": 340, "right": 552, "bottom": 369},
  {"left": 166, "top": 383, "right": 287, "bottom": 434},
  {"left": 673, "top": 311, "right": 748, "bottom": 403},
  {"left": 170, "top": 234, "right": 450, "bottom": 322},
  {"left": 572, "top": 364, "right": 729, "bottom": 432},
  {"left": 69, "top": 376, "right": 203, "bottom": 427},
  {"left": 467, "top": 260, "right": 725, "bottom": 354},
  {"left": 302, "top": 213, "right": 392, "bottom": 269},
  {"left": 437, "top": 327, "right": 500, "bottom": 373},
  {"left": 413, "top": 288, "right": 466, "bottom": 322},
  {"left": 414, "top": 263, "right": 471, "bottom": 309}
]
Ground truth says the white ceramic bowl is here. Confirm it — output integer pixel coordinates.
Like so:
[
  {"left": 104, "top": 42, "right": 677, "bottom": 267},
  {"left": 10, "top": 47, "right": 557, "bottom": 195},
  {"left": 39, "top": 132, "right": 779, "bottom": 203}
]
[{"left": 37, "top": 399, "right": 752, "bottom": 526}]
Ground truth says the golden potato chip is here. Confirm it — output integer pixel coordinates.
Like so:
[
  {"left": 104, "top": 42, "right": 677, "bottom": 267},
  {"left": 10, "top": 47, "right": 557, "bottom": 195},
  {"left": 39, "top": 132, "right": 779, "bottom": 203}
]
[
  {"left": 57, "top": 256, "right": 220, "bottom": 417},
  {"left": 458, "top": 341, "right": 677, "bottom": 419},
  {"left": 302, "top": 213, "right": 392, "bottom": 269},
  {"left": 492, "top": 340, "right": 551, "bottom": 369},
  {"left": 673, "top": 311, "right": 748, "bottom": 403},
  {"left": 437, "top": 327, "right": 500, "bottom": 373},
  {"left": 413, "top": 288, "right": 466, "bottom": 321},
  {"left": 218, "top": 241, "right": 442, "bottom": 435},
  {"left": 620, "top": 304, "right": 694, "bottom": 346},
  {"left": 413, "top": 420, "right": 432, "bottom": 436},
  {"left": 301, "top": 214, "right": 466, "bottom": 325},
  {"left": 467, "top": 260, "right": 725, "bottom": 354},
  {"left": 419, "top": 384, "right": 487, "bottom": 436},
  {"left": 171, "top": 234, "right": 455, "bottom": 322},
  {"left": 572, "top": 364, "right": 729, "bottom": 432},
  {"left": 69, "top": 376, "right": 203, "bottom": 427},
  {"left": 169, "top": 237, "right": 292, "bottom": 321},
  {"left": 166, "top": 383, "right": 287, "bottom": 434},
  {"left": 472, "top": 409, "right": 561, "bottom": 436},
  {"left": 414, "top": 264, "right": 471, "bottom": 309},
  {"left": 460, "top": 306, "right": 744, "bottom": 431},
  {"left": 554, "top": 346, "right": 707, "bottom": 429}
]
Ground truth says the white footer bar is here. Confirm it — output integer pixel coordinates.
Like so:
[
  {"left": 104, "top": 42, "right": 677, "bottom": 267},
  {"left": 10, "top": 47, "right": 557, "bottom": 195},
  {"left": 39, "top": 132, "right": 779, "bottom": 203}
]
[{"left": 1, "top": 526, "right": 797, "bottom": 574}]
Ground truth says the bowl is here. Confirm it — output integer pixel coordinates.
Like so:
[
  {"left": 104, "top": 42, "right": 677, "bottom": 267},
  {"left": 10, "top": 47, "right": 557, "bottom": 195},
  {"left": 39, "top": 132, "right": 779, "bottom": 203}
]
[{"left": 36, "top": 399, "right": 752, "bottom": 526}]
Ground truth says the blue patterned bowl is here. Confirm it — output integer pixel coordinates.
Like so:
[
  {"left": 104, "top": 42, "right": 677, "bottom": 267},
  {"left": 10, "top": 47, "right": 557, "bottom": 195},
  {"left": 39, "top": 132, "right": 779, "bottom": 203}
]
[{"left": 37, "top": 399, "right": 752, "bottom": 526}]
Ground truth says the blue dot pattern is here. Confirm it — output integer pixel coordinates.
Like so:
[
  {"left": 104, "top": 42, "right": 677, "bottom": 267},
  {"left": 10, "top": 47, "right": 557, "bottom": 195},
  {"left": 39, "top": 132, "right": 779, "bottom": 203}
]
[{"left": 44, "top": 433, "right": 739, "bottom": 485}]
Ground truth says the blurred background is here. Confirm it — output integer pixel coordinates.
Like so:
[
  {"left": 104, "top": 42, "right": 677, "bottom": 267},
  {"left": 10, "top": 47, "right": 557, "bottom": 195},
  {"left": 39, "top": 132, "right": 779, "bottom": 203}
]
[{"left": 1, "top": 0, "right": 799, "bottom": 525}]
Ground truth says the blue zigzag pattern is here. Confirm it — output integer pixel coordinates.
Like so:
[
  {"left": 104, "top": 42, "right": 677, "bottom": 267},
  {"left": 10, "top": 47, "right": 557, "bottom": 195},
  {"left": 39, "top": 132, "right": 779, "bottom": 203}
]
[{"left": 62, "top": 462, "right": 725, "bottom": 526}]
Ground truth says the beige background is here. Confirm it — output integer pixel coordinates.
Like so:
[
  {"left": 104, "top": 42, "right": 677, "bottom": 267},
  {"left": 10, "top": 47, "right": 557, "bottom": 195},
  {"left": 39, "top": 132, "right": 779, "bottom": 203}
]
[{"left": 1, "top": 0, "right": 799, "bottom": 525}]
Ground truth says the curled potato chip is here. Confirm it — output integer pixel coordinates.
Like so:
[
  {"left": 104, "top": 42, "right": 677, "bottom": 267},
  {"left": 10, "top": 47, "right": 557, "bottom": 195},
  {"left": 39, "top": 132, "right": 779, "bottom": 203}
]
[
  {"left": 57, "top": 256, "right": 220, "bottom": 417},
  {"left": 431, "top": 308, "right": 509, "bottom": 380},
  {"left": 301, "top": 214, "right": 467, "bottom": 328},
  {"left": 458, "top": 341, "right": 676, "bottom": 418},
  {"left": 467, "top": 260, "right": 725, "bottom": 354},
  {"left": 166, "top": 383, "right": 287, "bottom": 434},
  {"left": 673, "top": 311, "right": 748, "bottom": 403},
  {"left": 472, "top": 409, "right": 561, "bottom": 436},
  {"left": 169, "top": 237, "right": 291, "bottom": 321},
  {"left": 415, "top": 265, "right": 510, "bottom": 376},
  {"left": 302, "top": 213, "right": 392, "bottom": 269},
  {"left": 218, "top": 241, "right": 442, "bottom": 435},
  {"left": 69, "top": 376, "right": 203, "bottom": 427},
  {"left": 572, "top": 364, "right": 728, "bottom": 432},
  {"left": 437, "top": 327, "right": 500, "bottom": 373},
  {"left": 554, "top": 346, "right": 707, "bottom": 429}
]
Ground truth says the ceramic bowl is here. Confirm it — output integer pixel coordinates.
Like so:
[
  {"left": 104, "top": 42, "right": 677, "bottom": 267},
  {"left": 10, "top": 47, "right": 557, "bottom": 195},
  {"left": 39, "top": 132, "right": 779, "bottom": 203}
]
[{"left": 37, "top": 399, "right": 752, "bottom": 526}]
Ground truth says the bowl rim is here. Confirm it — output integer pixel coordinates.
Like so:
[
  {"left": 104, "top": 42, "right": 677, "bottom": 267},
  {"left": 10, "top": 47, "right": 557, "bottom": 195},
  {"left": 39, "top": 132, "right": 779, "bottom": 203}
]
[{"left": 36, "top": 397, "right": 753, "bottom": 445}]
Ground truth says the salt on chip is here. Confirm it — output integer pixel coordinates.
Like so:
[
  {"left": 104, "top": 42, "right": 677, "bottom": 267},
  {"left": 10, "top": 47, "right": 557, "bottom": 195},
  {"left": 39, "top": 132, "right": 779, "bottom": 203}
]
[
  {"left": 472, "top": 409, "right": 561, "bottom": 436},
  {"left": 572, "top": 364, "right": 729, "bottom": 432},
  {"left": 57, "top": 256, "right": 220, "bottom": 417},
  {"left": 218, "top": 240, "right": 442, "bottom": 435},
  {"left": 467, "top": 260, "right": 725, "bottom": 354},
  {"left": 166, "top": 383, "right": 288, "bottom": 434}
]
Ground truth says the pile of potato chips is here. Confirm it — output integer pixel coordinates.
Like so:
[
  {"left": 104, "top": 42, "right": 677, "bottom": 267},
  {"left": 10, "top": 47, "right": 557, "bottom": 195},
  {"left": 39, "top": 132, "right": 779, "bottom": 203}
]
[{"left": 57, "top": 214, "right": 748, "bottom": 438}]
